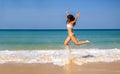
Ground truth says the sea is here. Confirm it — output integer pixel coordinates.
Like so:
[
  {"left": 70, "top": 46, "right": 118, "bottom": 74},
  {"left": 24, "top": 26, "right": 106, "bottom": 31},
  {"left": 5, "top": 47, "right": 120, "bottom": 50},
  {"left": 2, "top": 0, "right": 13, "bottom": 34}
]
[{"left": 0, "top": 29, "right": 120, "bottom": 66}]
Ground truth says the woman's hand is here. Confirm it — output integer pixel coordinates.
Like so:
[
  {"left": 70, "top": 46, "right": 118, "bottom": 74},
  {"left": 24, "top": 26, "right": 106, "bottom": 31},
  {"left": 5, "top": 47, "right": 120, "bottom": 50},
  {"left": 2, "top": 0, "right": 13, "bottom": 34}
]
[
  {"left": 76, "top": 13, "right": 80, "bottom": 17},
  {"left": 66, "top": 10, "right": 69, "bottom": 15}
]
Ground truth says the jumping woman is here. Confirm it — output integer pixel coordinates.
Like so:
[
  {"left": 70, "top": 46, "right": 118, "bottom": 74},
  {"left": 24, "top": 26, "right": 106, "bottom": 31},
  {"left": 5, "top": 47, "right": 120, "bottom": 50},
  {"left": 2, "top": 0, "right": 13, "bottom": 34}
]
[{"left": 64, "top": 11, "right": 90, "bottom": 53}]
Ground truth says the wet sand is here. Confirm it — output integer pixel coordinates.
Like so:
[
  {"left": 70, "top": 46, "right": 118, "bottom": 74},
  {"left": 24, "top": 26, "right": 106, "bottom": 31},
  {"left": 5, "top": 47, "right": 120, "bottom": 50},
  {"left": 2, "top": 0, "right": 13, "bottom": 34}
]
[{"left": 0, "top": 62, "right": 120, "bottom": 74}]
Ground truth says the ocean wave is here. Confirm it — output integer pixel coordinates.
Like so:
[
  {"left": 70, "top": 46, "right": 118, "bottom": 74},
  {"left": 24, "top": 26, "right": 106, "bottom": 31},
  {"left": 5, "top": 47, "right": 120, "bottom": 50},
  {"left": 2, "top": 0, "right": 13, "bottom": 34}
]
[{"left": 0, "top": 48, "right": 120, "bottom": 66}]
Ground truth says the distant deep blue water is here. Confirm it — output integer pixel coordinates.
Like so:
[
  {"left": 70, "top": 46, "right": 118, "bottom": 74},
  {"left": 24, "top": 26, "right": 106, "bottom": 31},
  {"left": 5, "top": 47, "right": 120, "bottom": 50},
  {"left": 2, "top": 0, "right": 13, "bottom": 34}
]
[{"left": 0, "top": 29, "right": 120, "bottom": 50}]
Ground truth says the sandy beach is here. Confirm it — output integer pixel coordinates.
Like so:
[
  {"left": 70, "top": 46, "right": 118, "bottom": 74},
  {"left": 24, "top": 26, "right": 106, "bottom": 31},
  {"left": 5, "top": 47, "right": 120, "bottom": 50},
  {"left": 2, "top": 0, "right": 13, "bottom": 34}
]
[{"left": 0, "top": 62, "right": 120, "bottom": 74}]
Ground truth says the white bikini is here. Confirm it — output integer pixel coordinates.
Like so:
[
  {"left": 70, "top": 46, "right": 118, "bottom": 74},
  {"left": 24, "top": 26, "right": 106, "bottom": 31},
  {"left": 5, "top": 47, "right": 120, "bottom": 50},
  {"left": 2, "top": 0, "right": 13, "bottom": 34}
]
[
  {"left": 67, "top": 24, "right": 74, "bottom": 36},
  {"left": 67, "top": 24, "right": 73, "bottom": 28}
]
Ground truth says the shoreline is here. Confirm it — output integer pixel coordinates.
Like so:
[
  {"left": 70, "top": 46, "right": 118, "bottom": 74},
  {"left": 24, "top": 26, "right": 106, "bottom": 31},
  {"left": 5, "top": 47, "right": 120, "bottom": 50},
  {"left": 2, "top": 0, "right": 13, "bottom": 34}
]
[{"left": 0, "top": 62, "right": 120, "bottom": 74}]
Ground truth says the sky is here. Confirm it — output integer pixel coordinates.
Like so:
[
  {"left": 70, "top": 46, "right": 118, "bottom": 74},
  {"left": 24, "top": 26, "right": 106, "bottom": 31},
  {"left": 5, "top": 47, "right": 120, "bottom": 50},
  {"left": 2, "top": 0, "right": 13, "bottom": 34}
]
[{"left": 0, "top": 0, "right": 120, "bottom": 29}]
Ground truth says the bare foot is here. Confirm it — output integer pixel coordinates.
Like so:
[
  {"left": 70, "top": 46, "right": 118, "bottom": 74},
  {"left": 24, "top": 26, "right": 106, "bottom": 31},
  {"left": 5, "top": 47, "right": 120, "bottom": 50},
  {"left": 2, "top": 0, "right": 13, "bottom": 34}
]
[{"left": 85, "top": 40, "right": 90, "bottom": 44}]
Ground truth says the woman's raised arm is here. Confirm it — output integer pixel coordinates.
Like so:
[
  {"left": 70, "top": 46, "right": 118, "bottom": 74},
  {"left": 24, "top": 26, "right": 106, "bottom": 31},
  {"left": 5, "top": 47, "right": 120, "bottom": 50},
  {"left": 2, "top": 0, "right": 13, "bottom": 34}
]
[{"left": 66, "top": 10, "right": 69, "bottom": 16}]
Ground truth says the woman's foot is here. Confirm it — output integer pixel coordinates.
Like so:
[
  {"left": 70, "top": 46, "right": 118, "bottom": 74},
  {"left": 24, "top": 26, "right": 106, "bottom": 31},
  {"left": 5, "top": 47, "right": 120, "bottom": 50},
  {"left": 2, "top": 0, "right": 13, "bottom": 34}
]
[{"left": 85, "top": 40, "right": 90, "bottom": 44}]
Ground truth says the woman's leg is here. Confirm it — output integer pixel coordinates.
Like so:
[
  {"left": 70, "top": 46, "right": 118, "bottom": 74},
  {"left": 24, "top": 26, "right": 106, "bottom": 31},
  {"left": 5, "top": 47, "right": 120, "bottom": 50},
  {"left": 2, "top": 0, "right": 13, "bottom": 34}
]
[
  {"left": 64, "top": 36, "right": 71, "bottom": 46},
  {"left": 64, "top": 36, "right": 72, "bottom": 59},
  {"left": 64, "top": 36, "right": 71, "bottom": 52},
  {"left": 70, "top": 35, "right": 90, "bottom": 46},
  {"left": 64, "top": 36, "right": 71, "bottom": 50}
]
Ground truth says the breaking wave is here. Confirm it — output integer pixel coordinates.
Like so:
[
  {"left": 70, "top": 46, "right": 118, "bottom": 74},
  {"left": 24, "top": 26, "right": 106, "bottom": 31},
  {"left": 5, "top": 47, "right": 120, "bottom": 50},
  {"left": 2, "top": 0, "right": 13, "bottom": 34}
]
[{"left": 0, "top": 48, "right": 120, "bottom": 66}]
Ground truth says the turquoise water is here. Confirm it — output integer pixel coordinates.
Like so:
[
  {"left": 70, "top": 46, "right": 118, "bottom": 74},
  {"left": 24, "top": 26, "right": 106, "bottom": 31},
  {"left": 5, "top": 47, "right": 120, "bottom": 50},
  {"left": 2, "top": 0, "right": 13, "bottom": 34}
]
[
  {"left": 0, "top": 29, "right": 120, "bottom": 65},
  {"left": 0, "top": 29, "right": 120, "bottom": 50}
]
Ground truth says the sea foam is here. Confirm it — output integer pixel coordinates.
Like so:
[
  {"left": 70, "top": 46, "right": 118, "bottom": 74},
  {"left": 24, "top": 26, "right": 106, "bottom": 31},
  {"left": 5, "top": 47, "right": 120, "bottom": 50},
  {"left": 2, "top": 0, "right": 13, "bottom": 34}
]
[{"left": 0, "top": 48, "right": 120, "bottom": 66}]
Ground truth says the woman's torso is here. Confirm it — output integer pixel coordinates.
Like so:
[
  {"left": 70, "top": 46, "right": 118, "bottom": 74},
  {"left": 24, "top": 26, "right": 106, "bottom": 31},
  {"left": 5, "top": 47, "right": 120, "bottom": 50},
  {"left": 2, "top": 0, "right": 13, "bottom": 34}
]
[{"left": 67, "top": 23, "right": 74, "bottom": 34}]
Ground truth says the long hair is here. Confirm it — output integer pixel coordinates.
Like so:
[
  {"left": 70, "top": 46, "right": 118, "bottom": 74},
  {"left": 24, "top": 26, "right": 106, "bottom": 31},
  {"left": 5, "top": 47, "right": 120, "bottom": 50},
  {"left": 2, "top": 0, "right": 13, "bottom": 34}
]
[{"left": 66, "top": 14, "right": 76, "bottom": 25}]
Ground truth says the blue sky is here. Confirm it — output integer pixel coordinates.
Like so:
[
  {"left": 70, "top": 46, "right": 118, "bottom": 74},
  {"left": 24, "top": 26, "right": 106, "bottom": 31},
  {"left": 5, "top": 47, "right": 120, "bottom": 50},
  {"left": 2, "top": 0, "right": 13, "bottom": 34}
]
[{"left": 0, "top": 0, "right": 120, "bottom": 29}]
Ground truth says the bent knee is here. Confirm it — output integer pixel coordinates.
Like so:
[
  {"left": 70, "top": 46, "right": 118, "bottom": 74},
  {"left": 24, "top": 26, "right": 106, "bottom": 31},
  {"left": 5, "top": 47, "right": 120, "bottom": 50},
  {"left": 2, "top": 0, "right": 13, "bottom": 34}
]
[{"left": 64, "top": 42, "right": 69, "bottom": 46}]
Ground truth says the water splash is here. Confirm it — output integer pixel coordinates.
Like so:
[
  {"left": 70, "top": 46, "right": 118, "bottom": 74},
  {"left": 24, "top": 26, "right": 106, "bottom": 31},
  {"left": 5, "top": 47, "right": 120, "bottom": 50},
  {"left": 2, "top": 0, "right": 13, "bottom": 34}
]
[{"left": 0, "top": 48, "right": 120, "bottom": 66}]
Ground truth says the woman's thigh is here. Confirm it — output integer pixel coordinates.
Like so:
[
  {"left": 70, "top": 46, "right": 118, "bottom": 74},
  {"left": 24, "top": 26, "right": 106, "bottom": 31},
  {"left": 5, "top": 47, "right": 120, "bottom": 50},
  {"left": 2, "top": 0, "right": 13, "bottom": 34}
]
[
  {"left": 70, "top": 35, "right": 79, "bottom": 44},
  {"left": 64, "top": 36, "right": 71, "bottom": 45}
]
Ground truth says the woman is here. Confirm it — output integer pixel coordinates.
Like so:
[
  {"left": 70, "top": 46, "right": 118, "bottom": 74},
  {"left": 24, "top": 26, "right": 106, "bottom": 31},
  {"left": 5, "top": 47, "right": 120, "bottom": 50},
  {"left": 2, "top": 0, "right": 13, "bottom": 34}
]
[{"left": 64, "top": 11, "right": 90, "bottom": 52}]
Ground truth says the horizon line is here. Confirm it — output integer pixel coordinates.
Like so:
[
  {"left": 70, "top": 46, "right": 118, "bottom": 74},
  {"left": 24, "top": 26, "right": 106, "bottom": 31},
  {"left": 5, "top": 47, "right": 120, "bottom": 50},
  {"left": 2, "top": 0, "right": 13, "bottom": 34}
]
[{"left": 0, "top": 29, "right": 120, "bottom": 31}]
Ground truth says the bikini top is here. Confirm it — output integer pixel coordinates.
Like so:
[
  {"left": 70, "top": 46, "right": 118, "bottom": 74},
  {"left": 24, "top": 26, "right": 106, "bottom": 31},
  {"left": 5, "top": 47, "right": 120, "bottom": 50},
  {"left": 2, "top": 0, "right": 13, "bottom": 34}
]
[{"left": 67, "top": 24, "right": 73, "bottom": 29}]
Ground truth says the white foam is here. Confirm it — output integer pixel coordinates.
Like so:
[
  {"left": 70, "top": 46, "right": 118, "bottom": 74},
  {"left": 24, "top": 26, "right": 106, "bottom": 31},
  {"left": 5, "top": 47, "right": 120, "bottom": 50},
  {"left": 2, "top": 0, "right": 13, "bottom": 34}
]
[{"left": 0, "top": 48, "right": 120, "bottom": 66}]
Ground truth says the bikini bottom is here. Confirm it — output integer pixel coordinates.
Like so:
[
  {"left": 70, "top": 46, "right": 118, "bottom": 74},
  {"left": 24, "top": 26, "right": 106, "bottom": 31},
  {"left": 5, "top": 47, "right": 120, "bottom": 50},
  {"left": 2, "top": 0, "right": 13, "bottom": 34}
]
[{"left": 69, "top": 33, "right": 74, "bottom": 36}]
